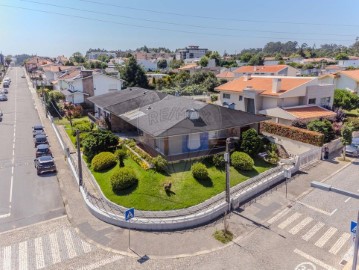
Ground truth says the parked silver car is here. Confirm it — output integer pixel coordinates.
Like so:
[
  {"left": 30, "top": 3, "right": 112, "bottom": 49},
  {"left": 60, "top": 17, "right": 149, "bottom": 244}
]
[
  {"left": 0, "top": 94, "right": 8, "bottom": 101},
  {"left": 345, "top": 144, "right": 359, "bottom": 157}
]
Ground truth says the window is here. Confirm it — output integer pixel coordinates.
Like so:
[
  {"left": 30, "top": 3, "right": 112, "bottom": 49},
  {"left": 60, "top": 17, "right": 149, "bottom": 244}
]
[
  {"left": 223, "top": 93, "right": 231, "bottom": 99},
  {"left": 239, "top": 95, "right": 243, "bottom": 101},
  {"left": 320, "top": 97, "right": 331, "bottom": 106},
  {"left": 308, "top": 98, "right": 316, "bottom": 105}
]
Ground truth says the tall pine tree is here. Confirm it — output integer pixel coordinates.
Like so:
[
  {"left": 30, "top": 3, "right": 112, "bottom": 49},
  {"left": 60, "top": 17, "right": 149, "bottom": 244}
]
[{"left": 120, "top": 56, "right": 149, "bottom": 88}]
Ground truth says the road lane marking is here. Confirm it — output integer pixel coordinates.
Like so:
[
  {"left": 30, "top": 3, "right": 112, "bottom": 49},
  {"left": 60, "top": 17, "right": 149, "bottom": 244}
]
[
  {"left": 297, "top": 201, "right": 335, "bottom": 216},
  {"left": 330, "top": 209, "right": 337, "bottom": 216},
  {"left": 18, "top": 241, "right": 28, "bottom": 270},
  {"left": 315, "top": 227, "right": 337, "bottom": 248},
  {"left": 294, "top": 249, "right": 337, "bottom": 270},
  {"left": 302, "top": 222, "right": 325, "bottom": 241},
  {"left": 344, "top": 197, "right": 351, "bottom": 203},
  {"left": 49, "top": 233, "right": 61, "bottom": 264},
  {"left": 81, "top": 239, "right": 92, "bottom": 253},
  {"left": 267, "top": 207, "right": 291, "bottom": 224},
  {"left": 278, "top": 212, "right": 302, "bottom": 229},
  {"left": 78, "top": 255, "right": 123, "bottom": 270},
  {"left": 289, "top": 217, "right": 313, "bottom": 235},
  {"left": 63, "top": 229, "right": 77, "bottom": 259},
  {"left": 2, "top": 245, "right": 11, "bottom": 270},
  {"left": 34, "top": 237, "right": 45, "bottom": 269},
  {"left": 329, "top": 232, "right": 351, "bottom": 255}
]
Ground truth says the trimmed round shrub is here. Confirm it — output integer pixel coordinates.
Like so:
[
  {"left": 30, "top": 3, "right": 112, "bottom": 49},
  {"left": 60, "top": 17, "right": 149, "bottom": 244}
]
[
  {"left": 191, "top": 162, "right": 209, "bottom": 180},
  {"left": 91, "top": 152, "right": 117, "bottom": 172},
  {"left": 231, "top": 151, "right": 254, "bottom": 171},
  {"left": 153, "top": 156, "right": 168, "bottom": 172},
  {"left": 111, "top": 168, "right": 138, "bottom": 192},
  {"left": 212, "top": 154, "right": 225, "bottom": 168}
]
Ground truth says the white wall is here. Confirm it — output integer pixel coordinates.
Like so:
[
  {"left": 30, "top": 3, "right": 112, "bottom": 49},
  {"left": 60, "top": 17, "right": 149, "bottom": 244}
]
[
  {"left": 281, "top": 97, "right": 300, "bottom": 107},
  {"left": 306, "top": 84, "right": 334, "bottom": 107},
  {"left": 219, "top": 91, "right": 245, "bottom": 111},
  {"left": 93, "top": 74, "right": 122, "bottom": 96},
  {"left": 261, "top": 97, "right": 279, "bottom": 110},
  {"left": 137, "top": 59, "right": 158, "bottom": 71},
  {"left": 335, "top": 75, "right": 359, "bottom": 93},
  {"left": 338, "top": 59, "right": 359, "bottom": 67}
]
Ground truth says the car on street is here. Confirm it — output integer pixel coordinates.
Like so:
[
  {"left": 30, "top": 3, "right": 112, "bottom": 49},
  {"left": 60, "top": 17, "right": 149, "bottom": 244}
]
[
  {"left": 34, "top": 155, "right": 56, "bottom": 175},
  {"left": 0, "top": 88, "right": 8, "bottom": 94},
  {"left": 32, "top": 125, "right": 44, "bottom": 136},
  {"left": 0, "top": 110, "right": 3, "bottom": 121},
  {"left": 35, "top": 144, "right": 52, "bottom": 158},
  {"left": 0, "top": 94, "right": 8, "bottom": 101},
  {"left": 34, "top": 134, "right": 48, "bottom": 147},
  {"left": 345, "top": 144, "right": 359, "bottom": 157},
  {"left": 21, "top": 75, "right": 25, "bottom": 78},
  {"left": 351, "top": 137, "right": 359, "bottom": 148}
]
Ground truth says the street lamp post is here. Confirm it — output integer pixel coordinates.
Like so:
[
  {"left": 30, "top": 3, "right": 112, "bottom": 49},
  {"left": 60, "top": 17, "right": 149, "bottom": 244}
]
[
  {"left": 224, "top": 137, "right": 239, "bottom": 211},
  {"left": 76, "top": 130, "right": 83, "bottom": 191}
]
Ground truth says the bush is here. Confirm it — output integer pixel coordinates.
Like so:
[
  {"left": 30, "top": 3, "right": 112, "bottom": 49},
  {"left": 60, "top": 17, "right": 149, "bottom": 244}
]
[
  {"left": 115, "top": 149, "right": 127, "bottom": 167},
  {"left": 241, "top": 128, "right": 262, "bottom": 156},
  {"left": 212, "top": 154, "right": 225, "bottom": 168},
  {"left": 261, "top": 121, "right": 324, "bottom": 146},
  {"left": 82, "top": 130, "right": 119, "bottom": 161},
  {"left": 91, "top": 152, "right": 117, "bottom": 172},
  {"left": 153, "top": 156, "right": 168, "bottom": 172},
  {"left": 231, "top": 151, "right": 254, "bottom": 171},
  {"left": 191, "top": 162, "right": 209, "bottom": 180},
  {"left": 265, "top": 143, "right": 279, "bottom": 165},
  {"left": 347, "top": 117, "right": 359, "bottom": 131},
  {"left": 307, "top": 119, "right": 335, "bottom": 143},
  {"left": 111, "top": 168, "right": 138, "bottom": 192},
  {"left": 291, "top": 120, "right": 307, "bottom": 129},
  {"left": 71, "top": 122, "right": 92, "bottom": 136}
]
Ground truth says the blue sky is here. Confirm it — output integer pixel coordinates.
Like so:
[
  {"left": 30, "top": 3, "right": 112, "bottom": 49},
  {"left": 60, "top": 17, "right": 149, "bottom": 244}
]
[{"left": 1, "top": 0, "right": 358, "bottom": 57}]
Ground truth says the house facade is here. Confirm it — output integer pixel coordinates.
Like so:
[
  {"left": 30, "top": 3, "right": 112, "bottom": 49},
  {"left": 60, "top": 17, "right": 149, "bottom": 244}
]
[
  {"left": 88, "top": 89, "right": 268, "bottom": 161},
  {"left": 337, "top": 57, "right": 359, "bottom": 68},
  {"left": 319, "top": 70, "right": 359, "bottom": 94},
  {"left": 216, "top": 75, "right": 335, "bottom": 125},
  {"left": 233, "top": 65, "right": 299, "bottom": 77},
  {"left": 175, "top": 45, "right": 208, "bottom": 60}
]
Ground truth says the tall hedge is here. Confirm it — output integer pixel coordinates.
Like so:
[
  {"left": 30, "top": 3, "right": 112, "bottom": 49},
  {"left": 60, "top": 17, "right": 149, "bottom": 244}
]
[{"left": 261, "top": 121, "right": 324, "bottom": 146}]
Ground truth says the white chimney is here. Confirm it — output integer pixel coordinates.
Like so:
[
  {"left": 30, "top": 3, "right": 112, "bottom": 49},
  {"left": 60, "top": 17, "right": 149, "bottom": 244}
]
[
  {"left": 272, "top": 78, "right": 282, "bottom": 93},
  {"left": 243, "top": 74, "right": 252, "bottom": 81}
]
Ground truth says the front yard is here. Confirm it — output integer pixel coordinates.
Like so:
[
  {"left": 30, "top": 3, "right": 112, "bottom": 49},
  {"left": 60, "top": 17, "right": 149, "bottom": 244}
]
[{"left": 92, "top": 157, "right": 274, "bottom": 211}]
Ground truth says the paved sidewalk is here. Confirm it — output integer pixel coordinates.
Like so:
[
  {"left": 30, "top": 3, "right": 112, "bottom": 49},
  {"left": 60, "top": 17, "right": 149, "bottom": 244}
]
[{"left": 25, "top": 69, "right": 353, "bottom": 261}]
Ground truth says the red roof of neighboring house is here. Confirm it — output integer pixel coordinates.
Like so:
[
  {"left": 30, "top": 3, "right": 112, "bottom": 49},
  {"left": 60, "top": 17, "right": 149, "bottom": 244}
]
[
  {"left": 216, "top": 71, "right": 235, "bottom": 79},
  {"left": 58, "top": 69, "right": 81, "bottom": 80},
  {"left": 325, "top": 65, "right": 341, "bottom": 70},
  {"left": 233, "top": 65, "right": 288, "bottom": 74},
  {"left": 42, "top": 65, "right": 73, "bottom": 73},
  {"left": 178, "top": 63, "right": 198, "bottom": 70},
  {"left": 302, "top": 57, "right": 334, "bottom": 63},
  {"left": 339, "top": 70, "right": 359, "bottom": 82},
  {"left": 284, "top": 106, "right": 336, "bottom": 119},
  {"left": 215, "top": 76, "right": 312, "bottom": 96}
]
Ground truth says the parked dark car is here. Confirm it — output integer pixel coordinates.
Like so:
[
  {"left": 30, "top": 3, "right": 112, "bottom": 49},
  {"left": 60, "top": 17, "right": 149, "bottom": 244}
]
[
  {"left": 32, "top": 125, "right": 44, "bottom": 136},
  {"left": 35, "top": 144, "right": 52, "bottom": 158},
  {"left": 33, "top": 129, "right": 46, "bottom": 137},
  {"left": 0, "top": 94, "right": 8, "bottom": 101},
  {"left": 34, "top": 155, "right": 56, "bottom": 175},
  {"left": 34, "top": 134, "right": 48, "bottom": 147},
  {"left": 0, "top": 110, "right": 3, "bottom": 121}
]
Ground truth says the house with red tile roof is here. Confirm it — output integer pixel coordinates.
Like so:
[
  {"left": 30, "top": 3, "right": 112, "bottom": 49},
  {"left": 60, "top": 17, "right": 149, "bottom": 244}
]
[
  {"left": 216, "top": 70, "right": 235, "bottom": 81},
  {"left": 215, "top": 75, "right": 335, "bottom": 125},
  {"left": 319, "top": 70, "right": 359, "bottom": 94},
  {"left": 233, "top": 65, "right": 299, "bottom": 77}
]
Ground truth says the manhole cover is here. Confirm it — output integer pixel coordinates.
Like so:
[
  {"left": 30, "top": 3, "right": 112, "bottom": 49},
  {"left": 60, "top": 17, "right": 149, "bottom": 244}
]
[{"left": 340, "top": 260, "right": 347, "bottom": 266}]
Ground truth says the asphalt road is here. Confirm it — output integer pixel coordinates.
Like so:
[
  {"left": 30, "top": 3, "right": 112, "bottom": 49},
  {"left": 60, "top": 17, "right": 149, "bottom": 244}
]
[{"left": 0, "top": 67, "right": 65, "bottom": 232}]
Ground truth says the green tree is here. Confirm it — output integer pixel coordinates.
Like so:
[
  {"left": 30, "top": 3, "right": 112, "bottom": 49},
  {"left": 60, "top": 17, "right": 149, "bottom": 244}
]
[
  {"left": 307, "top": 119, "right": 335, "bottom": 143},
  {"left": 157, "top": 59, "right": 168, "bottom": 69},
  {"left": 248, "top": 54, "right": 264, "bottom": 66},
  {"left": 240, "top": 128, "right": 262, "bottom": 156},
  {"left": 120, "top": 56, "right": 149, "bottom": 88},
  {"left": 209, "top": 51, "right": 221, "bottom": 66},
  {"left": 199, "top": 56, "right": 209, "bottom": 67},
  {"left": 169, "top": 59, "right": 184, "bottom": 69},
  {"left": 82, "top": 130, "right": 119, "bottom": 161},
  {"left": 70, "top": 52, "right": 85, "bottom": 63},
  {"left": 334, "top": 89, "right": 359, "bottom": 110},
  {"left": 5, "top": 56, "right": 12, "bottom": 66},
  {"left": 341, "top": 124, "right": 353, "bottom": 160},
  {"left": 335, "top": 52, "right": 349, "bottom": 60},
  {"left": 240, "top": 52, "right": 253, "bottom": 63},
  {"left": 97, "top": 54, "right": 110, "bottom": 63}
]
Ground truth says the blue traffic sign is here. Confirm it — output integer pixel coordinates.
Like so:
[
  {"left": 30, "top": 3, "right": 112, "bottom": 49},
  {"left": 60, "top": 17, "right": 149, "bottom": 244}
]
[
  {"left": 351, "top": 221, "right": 357, "bottom": 234},
  {"left": 125, "top": 208, "right": 135, "bottom": 221}
]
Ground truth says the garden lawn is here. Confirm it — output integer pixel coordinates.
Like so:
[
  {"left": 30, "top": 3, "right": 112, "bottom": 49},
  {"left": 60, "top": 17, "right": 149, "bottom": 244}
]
[
  {"left": 54, "top": 116, "right": 90, "bottom": 146},
  {"left": 92, "top": 157, "right": 274, "bottom": 211}
]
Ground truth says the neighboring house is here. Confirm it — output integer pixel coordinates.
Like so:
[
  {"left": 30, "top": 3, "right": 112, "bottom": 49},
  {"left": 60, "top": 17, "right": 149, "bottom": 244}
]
[
  {"left": 86, "top": 51, "right": 116, "bottom": 60},
  {"left": 337, "top": 56, "right": 359, "bottom": 68},
  {"left": 88, "top": 89, "right": 268, "bottom": 161},
  {"left": 56, "top": 55, "right": 69, "bottom": 65},
  {"left": 319, "top": 70, "right": 359, "bottom": 94},
  {"left": 176, "top": 45, "right": 208, "bottom": 60},
  {"left": 233, "top": 65, "right": 299, "bottom": 77},
  {"left": 216, "top": 71, "right": 235, "bottom": 81},
  {"left": 215, "top": 75, "right": 335, "bottom": 125},
  {"left": 321, "top": 65, "right": 344, "bottom": 75},
  {"left": 58, "top": 69, "right": 123, "bottom": 104},
  {"left": 301, "top": 57, "right": 335, "bottom": 64},
  {"left": 25, "top": 57, "right": 53, "bottom": 72},
  {"left": 41, "top": 65, "right": 77, "bottom": 87}
]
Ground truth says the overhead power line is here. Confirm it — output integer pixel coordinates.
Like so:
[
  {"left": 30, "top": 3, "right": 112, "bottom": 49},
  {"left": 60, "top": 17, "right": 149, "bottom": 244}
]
[
  {"left": 0, "top": 3, "right": 355, "bottom": 43},
  {"left": 18, "top": 0, "right": 357, "bottom": 38},
  {"left": 77, "top": 0, "right": 359, "bottom": 28}
]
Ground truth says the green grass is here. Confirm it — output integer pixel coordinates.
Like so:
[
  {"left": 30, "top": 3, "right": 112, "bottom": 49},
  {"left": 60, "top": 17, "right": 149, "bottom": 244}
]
[
  {"left": 213, "top": 229, "right": 234, "bottom": 244},
  {"left": 55, "top": 116, "right": 90, "bottom": 146},
  {"left": 344, "top": 109, "right": 359, "bottom": 116},
  {"left": 91, "top": 157, "right": 274, "bottom": 211}
]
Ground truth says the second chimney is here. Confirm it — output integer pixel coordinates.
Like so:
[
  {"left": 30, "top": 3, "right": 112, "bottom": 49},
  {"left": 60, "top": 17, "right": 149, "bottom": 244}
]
[{"left": 272, "top": 78, "right": 282, "bottom": 93}]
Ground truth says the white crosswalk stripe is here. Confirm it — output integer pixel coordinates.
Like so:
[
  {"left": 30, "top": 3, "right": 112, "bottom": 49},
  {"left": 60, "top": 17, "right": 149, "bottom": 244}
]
[
  {"left": 49, "top": 232, "right": 61, "bottom": 264},
  {"left": 18, "top": 241, "right": 28, "bottom": 270},
  {"left": 315, "top": 227, "right": 337, "bottom": 248},
  {"left": 278, "top": 212, "right": 302, "bottom": 229},
  {"left": 302, "top": 222, "right": 325, "bottom": 241},
  {"left": 2, "top": 245, "right": 11, "bottom": 270},
  {"left": 267, "top": 208, "right": 291, "bottom": 224},
  {"left": 329, "top": 232, "right": 351, "bottom": 255},
  {"left": 34, "top": 237, "right": 45, "bottom": 269},
  {"left": 289, "top": 217, "right": 313, "bottom": 235},
  {"left": 0, "top": 227, "right": 96, "bottom": 270}
]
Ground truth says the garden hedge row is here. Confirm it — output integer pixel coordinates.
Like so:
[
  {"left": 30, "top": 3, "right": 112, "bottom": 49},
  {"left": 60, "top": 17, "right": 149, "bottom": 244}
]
[{"left": 260, "top": 121, "right": 324, "bottom": 146}]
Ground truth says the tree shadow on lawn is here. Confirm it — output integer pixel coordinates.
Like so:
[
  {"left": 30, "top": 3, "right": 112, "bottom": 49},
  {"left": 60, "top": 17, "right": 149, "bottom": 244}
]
[
  {"left": 236, "top": 168, "right": 260, "bottom": 178},
  {"left": 195, "top": 176, "right": 214, "bottom": 188},
  {"left": 113, "top": 182, "right": 138, "bottom": 196}
]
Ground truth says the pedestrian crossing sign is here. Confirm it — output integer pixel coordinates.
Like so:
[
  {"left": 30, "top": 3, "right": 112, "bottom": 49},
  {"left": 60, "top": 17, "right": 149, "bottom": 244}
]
[
  {"left": 351, "top": 221, "right": 357, "bottom": 234},
  {"left": 125, "top": 208, "right": 135, "bottom": 221}
]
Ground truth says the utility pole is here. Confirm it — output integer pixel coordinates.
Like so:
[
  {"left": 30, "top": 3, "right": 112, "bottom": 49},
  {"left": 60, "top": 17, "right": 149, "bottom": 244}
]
[
  {"left": 76, "top": 130, "right": 83, "bottom": 191},
  {"left": 224, "top": 137, "right": 239, "bottom": 211},
  {"left": 353, "top": 210, "right": 359, "bottom": 270}
]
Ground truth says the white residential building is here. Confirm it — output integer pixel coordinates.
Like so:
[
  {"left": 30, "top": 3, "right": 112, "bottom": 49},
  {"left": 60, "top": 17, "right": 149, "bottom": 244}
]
[
  {"left": 233, "top": 65, "right": 299, "bottom": 78},
  {"left": 319, "top": 70, "right": 359, "bottom": 94},
  {"left": 175, "top": 45, "right": 208, "bottom": 60},
  {"left": 86, "top": 51, "right": 117, "bottom": 60}
]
